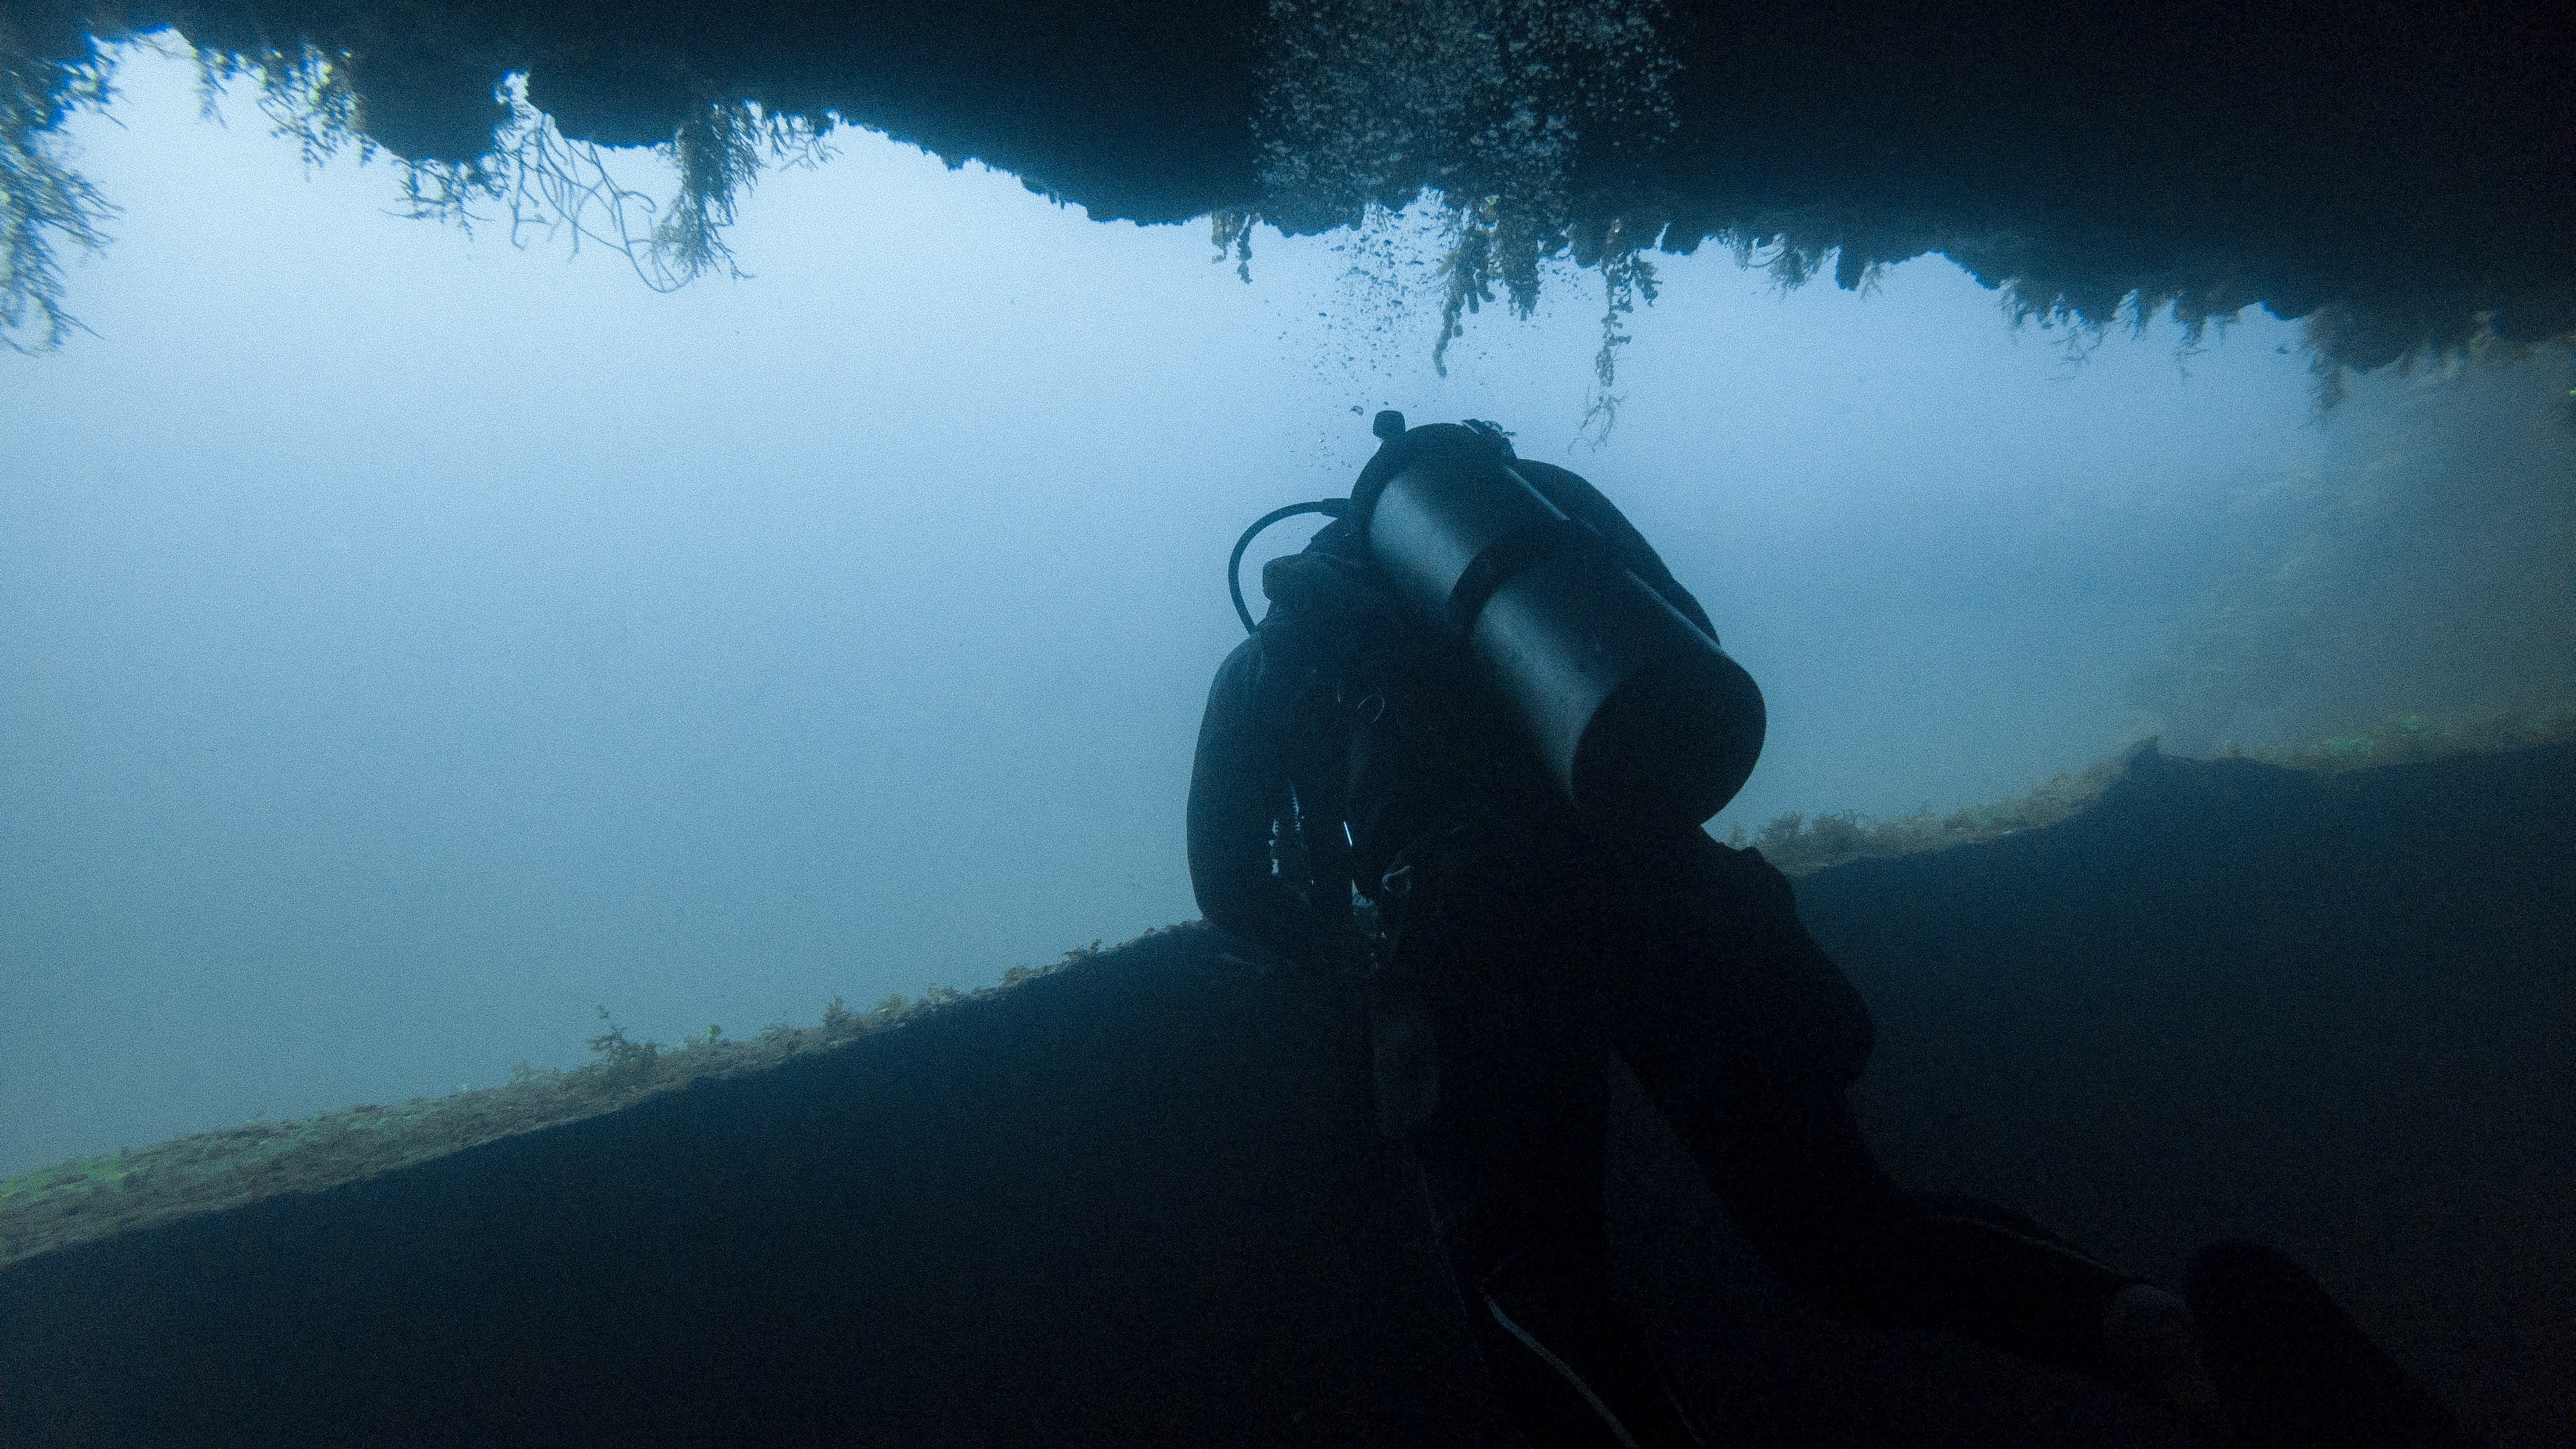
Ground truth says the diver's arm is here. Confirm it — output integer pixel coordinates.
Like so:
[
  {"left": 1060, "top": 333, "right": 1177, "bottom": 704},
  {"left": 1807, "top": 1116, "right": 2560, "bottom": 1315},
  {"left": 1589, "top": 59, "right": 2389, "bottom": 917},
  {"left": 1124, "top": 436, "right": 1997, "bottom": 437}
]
[{"left": 1187, "top": 638, "right": 1329, "bottom": 962}]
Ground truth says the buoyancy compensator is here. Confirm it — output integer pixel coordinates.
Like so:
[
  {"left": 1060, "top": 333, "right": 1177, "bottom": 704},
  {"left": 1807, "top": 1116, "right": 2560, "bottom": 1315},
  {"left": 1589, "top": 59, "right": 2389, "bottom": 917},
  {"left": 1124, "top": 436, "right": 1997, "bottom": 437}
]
[{"left": 1227, "top": 411, "right": 1765, "bottom": 829}]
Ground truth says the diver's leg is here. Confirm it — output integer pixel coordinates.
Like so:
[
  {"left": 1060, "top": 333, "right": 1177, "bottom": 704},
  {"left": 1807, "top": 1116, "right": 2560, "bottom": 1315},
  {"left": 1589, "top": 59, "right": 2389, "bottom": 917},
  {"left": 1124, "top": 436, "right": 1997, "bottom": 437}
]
[
  {"left": 1399, "top": 862, "right": 1710, "bottom": 1449},
  {"left": 1462, "top": 1232, "right": 1718, "bottom": 1449},
  {"left": 1604, "top": 837, "right": 2189, "bottom": 1395}
]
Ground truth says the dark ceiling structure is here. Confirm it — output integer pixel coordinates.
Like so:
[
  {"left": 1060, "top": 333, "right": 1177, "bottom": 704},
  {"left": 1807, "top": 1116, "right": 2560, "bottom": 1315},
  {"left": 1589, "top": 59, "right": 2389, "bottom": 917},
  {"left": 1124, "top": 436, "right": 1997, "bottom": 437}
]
[{"left": 6, "top": 1, "right": 2571, "bottom": 376}]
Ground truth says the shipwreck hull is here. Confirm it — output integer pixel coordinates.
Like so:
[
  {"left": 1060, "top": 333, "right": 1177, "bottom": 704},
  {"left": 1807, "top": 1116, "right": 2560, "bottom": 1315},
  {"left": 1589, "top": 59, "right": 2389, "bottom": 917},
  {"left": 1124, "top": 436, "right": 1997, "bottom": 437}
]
[{"left": 1, "top": 745, "right": 2566, "bottom": 1446}]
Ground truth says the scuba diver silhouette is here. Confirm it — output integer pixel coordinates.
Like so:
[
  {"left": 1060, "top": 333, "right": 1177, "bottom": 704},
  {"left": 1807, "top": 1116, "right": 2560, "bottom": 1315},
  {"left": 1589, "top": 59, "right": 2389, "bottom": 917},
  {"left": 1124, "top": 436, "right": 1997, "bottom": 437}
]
[{"left": 1188, "top": 415, "right": 2227, "bottom": 1448}]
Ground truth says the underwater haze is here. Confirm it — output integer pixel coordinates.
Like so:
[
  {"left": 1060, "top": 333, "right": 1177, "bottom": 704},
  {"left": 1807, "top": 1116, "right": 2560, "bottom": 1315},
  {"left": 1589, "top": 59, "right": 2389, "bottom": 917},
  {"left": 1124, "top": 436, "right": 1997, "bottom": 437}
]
[{"left": 3, "top": 44, "right": 2570, "bottom": 1177}]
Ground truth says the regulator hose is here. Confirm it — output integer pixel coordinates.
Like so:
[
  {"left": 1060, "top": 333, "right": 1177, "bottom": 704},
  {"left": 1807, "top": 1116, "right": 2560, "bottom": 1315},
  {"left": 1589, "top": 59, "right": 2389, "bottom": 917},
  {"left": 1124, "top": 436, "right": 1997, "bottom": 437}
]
[{"left": 1229, "top": 499, "right": 1350, "bottom": 634}]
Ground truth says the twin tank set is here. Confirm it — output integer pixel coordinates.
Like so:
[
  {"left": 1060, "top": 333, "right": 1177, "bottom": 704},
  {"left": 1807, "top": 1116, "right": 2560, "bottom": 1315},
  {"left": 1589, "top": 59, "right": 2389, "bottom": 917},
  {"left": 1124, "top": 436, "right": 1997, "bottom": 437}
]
[{"left": 1231, "top": 412, "right": 1766, "bottom": 830}]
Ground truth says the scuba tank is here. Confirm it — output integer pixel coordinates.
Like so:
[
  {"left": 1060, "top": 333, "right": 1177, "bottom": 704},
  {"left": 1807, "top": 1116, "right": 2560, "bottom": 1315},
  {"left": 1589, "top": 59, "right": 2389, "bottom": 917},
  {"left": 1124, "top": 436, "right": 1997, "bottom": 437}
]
[{"left": 1230, "top": 412, "right": 1765, "bottom": 829}]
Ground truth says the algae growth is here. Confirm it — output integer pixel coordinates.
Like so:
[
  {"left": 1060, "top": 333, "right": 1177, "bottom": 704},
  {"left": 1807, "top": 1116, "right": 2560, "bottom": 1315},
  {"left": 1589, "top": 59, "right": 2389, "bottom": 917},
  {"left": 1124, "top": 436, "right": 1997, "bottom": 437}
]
[
  {"left": 0, "top": 944, "right": 1105, "bottom": 1270},
  {"left": 0, "top": 32, "right": 110, "bottom": 353},
  {"left": 5, "top": 4, "right": 2568, "bottom": 403},
  {"left": 10, "top": 712, "right": 2563, "bottom": 1269},
  {"left": 1734, "top": 709, "right": 2575, "bottom": 877}
]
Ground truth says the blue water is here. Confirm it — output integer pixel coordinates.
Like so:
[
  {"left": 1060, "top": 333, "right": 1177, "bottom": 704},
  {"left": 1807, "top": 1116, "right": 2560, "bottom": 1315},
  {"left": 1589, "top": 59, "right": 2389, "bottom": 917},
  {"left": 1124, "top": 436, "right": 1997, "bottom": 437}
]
[{"left": 2, "top": 46, "right": 2568, "bottom": 1176}]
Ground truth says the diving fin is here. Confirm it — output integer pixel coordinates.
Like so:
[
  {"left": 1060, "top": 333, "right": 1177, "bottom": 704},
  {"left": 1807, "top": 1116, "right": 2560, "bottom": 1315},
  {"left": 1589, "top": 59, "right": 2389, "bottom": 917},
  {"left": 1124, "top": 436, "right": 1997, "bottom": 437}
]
[{"left": 2184, "top": 1240, "right": 2482, "bottom": 1449}]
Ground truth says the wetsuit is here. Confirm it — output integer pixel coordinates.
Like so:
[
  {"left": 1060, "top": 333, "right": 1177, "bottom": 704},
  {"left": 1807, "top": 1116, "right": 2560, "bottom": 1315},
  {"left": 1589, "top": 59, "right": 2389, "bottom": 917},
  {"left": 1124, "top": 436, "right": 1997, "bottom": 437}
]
[{"left": 1188, "top": 465, "right": 2149, "bottom": 1448}]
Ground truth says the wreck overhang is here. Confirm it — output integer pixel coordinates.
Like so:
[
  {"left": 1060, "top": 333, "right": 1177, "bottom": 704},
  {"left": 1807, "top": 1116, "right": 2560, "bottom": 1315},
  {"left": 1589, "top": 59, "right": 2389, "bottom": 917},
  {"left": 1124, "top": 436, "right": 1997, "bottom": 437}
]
[{"left": 5, "top": 1, "right": 2571, "bottom": 374}]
